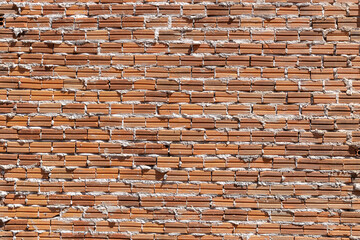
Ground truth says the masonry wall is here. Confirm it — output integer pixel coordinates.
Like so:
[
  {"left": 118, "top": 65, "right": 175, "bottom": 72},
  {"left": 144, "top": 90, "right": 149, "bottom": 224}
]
[{"left": 0, "top": 0, "right": 360, "bottom": 239}]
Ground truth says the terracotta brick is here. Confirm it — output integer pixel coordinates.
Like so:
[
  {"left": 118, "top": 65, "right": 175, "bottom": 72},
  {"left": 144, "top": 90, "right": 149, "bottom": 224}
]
[{"left": 0, "top": 1, "right": 358, "bottom": 238}]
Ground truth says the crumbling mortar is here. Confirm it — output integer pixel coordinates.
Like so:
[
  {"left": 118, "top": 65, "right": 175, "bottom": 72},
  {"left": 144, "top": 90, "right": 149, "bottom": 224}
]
[{"left": 1, "top": 1, "right": 360, "bottom": 239}]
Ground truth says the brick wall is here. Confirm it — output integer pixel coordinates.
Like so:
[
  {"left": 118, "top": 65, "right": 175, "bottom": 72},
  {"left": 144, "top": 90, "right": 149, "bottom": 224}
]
[{"left": 0, "top": 0, "right": 360, "bottom": 239}]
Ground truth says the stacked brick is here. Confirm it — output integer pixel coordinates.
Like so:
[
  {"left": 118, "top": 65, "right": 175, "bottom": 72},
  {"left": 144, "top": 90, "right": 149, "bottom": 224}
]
[{"left": 1, "top": 0, "right": 360, "bottom": 239}]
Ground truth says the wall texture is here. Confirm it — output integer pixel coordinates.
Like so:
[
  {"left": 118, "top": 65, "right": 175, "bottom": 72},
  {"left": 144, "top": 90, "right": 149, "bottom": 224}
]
[{"left": 1, "top": 0, "right": 360, "bottom": 239}]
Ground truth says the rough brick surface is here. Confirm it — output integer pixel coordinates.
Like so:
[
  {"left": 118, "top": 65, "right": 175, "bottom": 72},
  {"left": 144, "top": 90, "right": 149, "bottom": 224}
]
[{"left": 0, "top": 0, "right": 360, "bottom": 239}]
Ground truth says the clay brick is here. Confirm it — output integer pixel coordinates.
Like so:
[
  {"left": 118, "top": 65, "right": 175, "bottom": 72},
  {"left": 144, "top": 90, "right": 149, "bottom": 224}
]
[{"left": 0, "top": 1, "right": 358, "bottom": 238}]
